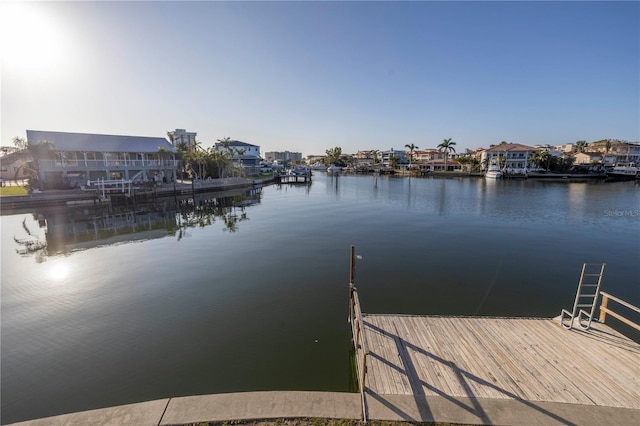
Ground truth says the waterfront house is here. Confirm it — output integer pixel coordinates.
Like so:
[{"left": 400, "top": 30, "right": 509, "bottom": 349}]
[
  {"left": 379, "top": 149, "right": 407, "bottom": 167},
  {"left": 26, "top": 130, "right": 178, "bottom": 189},
  {"left": 414, "top": 149, "right": 445, "bottom": 163},
  {"left": 589, "top": 140, "right": 640, "bottom": 165},
  {"left": 574, "top": 152, "right": 605, "bottom": 165},
  {"left": 214, "top": 140, "right": 261, "bottom": 175},
  {"left": 168, "top": 128, "right": 198, "bottom": 153},
  {"left": 0, "top": 151, "right": 30, "bottom": 184},
  {"left": 481, "top": 143, "right": 538, "bottom": 171},
  {"left": 419, "top": 159, "right": 463, "bottom": 172}
]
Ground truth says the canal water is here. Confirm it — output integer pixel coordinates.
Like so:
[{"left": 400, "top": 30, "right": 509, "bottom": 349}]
[{"left": 1, "top": 174, "right": 639, "bottom": 423}]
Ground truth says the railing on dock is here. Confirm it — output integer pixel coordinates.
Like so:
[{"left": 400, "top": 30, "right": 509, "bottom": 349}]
[
  {"left": 599, "top": 291, "right": 640, "bottom": 331},
  {"left": 86, "top": 178, "right": 133, "bottom": 198},
  {"left": 348, "top": 245, "right": 368, "bottom": 421}
]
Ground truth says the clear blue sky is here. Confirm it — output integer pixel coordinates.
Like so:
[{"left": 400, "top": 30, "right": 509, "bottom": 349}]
[{"left": 2, "top": 1, "right": 638, "bottom": 156}]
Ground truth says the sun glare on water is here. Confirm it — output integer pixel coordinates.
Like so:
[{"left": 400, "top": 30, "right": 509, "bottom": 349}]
[
  {"left": 49, "top": 263, "right": 70, "bottom": 282},
  {"left": 0, "top": 2, "right": 70, "bottom": 76}
]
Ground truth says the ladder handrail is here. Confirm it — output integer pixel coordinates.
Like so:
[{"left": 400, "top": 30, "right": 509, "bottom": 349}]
[{"left": 560, "top": 263, "right": 606, "bottom": 330}]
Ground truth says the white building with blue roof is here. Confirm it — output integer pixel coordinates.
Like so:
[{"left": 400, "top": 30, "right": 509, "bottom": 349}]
[
  {"left": 26, "top": 130, "right": 178, "bottom": 189},
  {"left": 213, "top": 139, "right": 261, "bottom": 174}
]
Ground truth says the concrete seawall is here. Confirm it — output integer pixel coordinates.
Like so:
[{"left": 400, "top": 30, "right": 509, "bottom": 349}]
[
  {"left": 6, "top": 391, "right": 362, "bottom": 426},
  {"left": 8, "top": 390, "right": 640, "bottom": 426}
]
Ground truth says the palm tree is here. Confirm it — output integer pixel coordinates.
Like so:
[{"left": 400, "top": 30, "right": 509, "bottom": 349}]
[
  {"left": 214, "top": 148, "right": 232, "bottom": 178},
  {"left": 28, "top": 139, "right": 56, "bottom": 190},
  {"left": 405, "top": 144, "right": 418, "bottom": 168},
  {"left": 542, "top": 151, "right": 552, "bottom": 170},
  {"left": 369, "top": 149, "right": 380, "bottom": 168},
  {"left": 575, "top": 141, "right": 588, "bottom": 153},
  {"left": 234, "top": 148, "right": 247, "bottom": 177},
  {"left": 9, "top": 137, "right": 33, "bottom": 184},
  {"left": 529, "top": 151, "right": 542, "bottom": 169},
  {"left": 325, "top": 146, "right": 343, "bottom": 166},
  {"left": 217, "top": 137, "right": 232, "bottom": 152},
  {"left": 437, "top": 138, "right": 457, "bottom": 171},
  {"left": 457, "top": 156, "right": 472, "bottom": 173}
]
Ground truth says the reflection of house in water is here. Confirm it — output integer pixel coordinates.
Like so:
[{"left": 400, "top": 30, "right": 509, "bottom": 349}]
[{"left": 22, "top": 188, "right": 263, "bottom": 256}]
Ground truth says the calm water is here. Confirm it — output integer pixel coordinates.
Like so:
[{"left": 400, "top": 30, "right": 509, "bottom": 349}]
[{"left": 2, "top": 174, "right": 639, "bottom": 423}]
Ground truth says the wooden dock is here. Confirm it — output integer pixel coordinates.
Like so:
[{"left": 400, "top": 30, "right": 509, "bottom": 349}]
[
  {"left": 358, "top": 314, "right": 639, "bottom": 407},
  {"left": 347, "top": 252, "right": 640, "bottom": 423},
  {"left": 276, "top": 174, "right": 311, "bottom": 184}
]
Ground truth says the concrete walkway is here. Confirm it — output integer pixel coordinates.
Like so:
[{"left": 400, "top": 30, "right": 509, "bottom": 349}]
[
  {"left": 6, "top": 391, "right": 361, "bottom": 426},
  {"left": 7, "top": 390, "right": 640, "bottom": 426}
]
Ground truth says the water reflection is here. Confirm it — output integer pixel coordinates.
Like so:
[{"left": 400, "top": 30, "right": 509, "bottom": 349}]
[{"left": 13, "top": 188, "right": 262, "bottom": 260}]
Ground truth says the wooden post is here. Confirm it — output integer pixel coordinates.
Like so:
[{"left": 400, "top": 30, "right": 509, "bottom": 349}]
[
  {"left": 350, "top": 245, "right": 355, "bottom": 284},
  {"left": 360, "top": 349, "right": 367, "bottom": 420},
  {"left": 599, "top": 293, "right": 609, "bottom": 323}
]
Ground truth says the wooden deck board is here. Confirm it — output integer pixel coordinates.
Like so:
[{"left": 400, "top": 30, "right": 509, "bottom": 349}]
[{"left": 359, "top": 315, "right": 640, "bottom": 410}]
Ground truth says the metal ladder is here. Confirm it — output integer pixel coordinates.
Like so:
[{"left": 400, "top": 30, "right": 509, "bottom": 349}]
[{"left": 560, "top": 263, "right": 606, "bottom": 330}]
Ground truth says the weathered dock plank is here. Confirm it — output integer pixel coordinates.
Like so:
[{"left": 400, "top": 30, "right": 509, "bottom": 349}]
[{"left": 359, "top": 315, "right": 640, "bottom": 411}]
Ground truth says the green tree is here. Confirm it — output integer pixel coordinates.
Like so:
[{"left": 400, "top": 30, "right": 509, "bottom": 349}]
[
  {"left": 27, "top": 139, "right": 56, "bottom": 190},
  {"left": 234, "top": 147, "right": 247, "bottom": 177},
  {"left": 389, "top": 153, "right": 398, "bottom": 169},
  {"left": 9, "top": 137, "right": 33, "bottom": 183},
  {"left": 324, "top": 146, "right": 343, "bottom": 166},
  {"left": 218, "top": 137, "right": 232, "bottom": 151},
  {"left": 437, "top": 138, "right": 457, "bottom": 171},
  {"left": 215, "top": 138, "right": 234, "bottom": 178},
  {"left": 457, "top": 156, "right": 473, "bottom": 172},
  {"left": 405, "top": 143, "right": 418, "bottom": 168},
  {"left": 369, "top": 149, "right": 380, "bottom": 167},
  {"left": 574, "top": 141, "right": 588, "bottom": 153},
  {"left": 157, "top": 147, "right": 169, "bottom": 183},
  {"left": 529, "top": 151, "right": 542, "bottom": 169},
  {"left": 539, "top": 150, "right": 551, "bottom": 170}
]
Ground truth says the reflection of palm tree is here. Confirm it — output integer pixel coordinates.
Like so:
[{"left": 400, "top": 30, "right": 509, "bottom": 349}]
[{"left": 437, "top": 138, "right": 456, "bottom": 171}]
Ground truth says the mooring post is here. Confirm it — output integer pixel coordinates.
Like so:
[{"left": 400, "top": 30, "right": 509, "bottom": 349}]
[
  {"left": 599, "top": 293, "right": 609, "bottom": 323},
  {"left": 350, "top": 245, "right": 356, "bottom": 285}
]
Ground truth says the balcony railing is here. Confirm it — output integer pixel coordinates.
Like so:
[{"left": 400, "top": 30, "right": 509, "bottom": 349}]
[{"left": 38, "top": 159, "right": 178, "bottom": 169}]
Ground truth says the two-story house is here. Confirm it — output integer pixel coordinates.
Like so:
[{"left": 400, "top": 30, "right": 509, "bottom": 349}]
[
  {"left": 481, "top": 143, "right": 538, "bottom": 171},
  {"left": 26, "top": 130, "right": 178, "bottom": 189},
  {"left": 214, "top": 140, "right": 261, "bottom": 174}
]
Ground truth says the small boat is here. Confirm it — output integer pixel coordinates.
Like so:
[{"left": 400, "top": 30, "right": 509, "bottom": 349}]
[
  {"left": 327, "top": 165, "right": 342, "bottom": 173},
  {"left": 286, "top": 167, "right": 311, "bottom": 176},
  {"left": 607, "top": 163, "right": 638, "bottom": 181},
  {"left": 485, "top": 164, "right": 502, "bottom": 179}
]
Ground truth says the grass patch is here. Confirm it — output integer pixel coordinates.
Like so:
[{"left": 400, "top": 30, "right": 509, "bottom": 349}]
[{"left": 0, "top": 186, "right": 29, "bottom": 196}]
